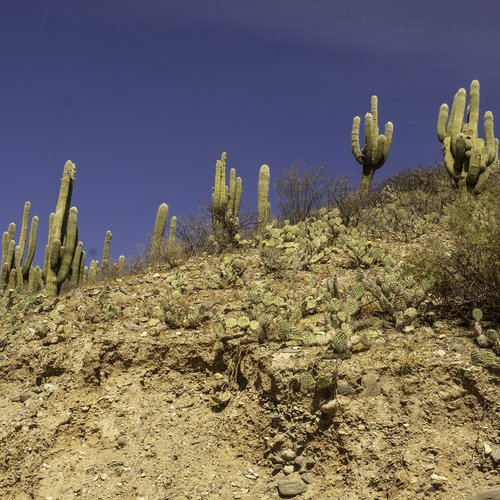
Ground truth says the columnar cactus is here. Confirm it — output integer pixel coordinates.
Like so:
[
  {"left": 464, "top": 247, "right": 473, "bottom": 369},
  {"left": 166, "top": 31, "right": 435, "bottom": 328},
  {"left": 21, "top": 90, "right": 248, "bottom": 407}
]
[
  {"left": 149, "top": 203, "right": 169, "bottom": 262},
  {"left": 437, "top": 80, "right": 498, "bottom": 195},
  {"left": 45, "top": 161, "right": 79, "bottom": 297},
  {"left": 257, "top": 164, "right": 271, "bottom": 234},
  {"left": 102, "top": 230, "right": 112, "bottom": 272},
  {"left": 211, "top": 152, "right": 242, "bottom": 241},
  {"left": 168, "top": 216, "right": 177, "bottom": 245},
  {"left": 71, "top": 241, "right": 84, "bottom": 284},
  {"left": 351, "top": 96, "right": 394, "bottom": 195}
]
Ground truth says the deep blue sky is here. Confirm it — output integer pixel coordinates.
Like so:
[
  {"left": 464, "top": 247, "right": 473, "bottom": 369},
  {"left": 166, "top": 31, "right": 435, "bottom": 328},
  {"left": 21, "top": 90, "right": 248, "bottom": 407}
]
[{"left": 2, "top": 0, "right": 500, "bottom": 264}]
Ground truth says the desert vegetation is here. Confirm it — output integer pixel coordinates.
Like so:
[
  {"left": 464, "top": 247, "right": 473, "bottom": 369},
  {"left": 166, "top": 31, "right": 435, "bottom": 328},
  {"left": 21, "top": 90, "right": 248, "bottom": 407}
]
[{"left": 0, "top": 80, "right": 499, "bottom": 499}]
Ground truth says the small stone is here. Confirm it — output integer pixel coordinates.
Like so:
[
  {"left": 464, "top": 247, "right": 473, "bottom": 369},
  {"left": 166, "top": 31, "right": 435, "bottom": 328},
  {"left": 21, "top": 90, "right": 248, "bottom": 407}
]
[
  {"left": 449, "top": 341, "right": 464, "bottom": 352},
  {"left": 278, "top": 478, "right": 307, "bottom": 497},
  {"left": 435, "top": 349, "right": 446, "bottom": 357},
  {"left": 294, "top": 455, "right": 306, "bottom": 468},
  {"left": 484, "top": 443, "right": 492, "bottom": 456},
  {"left": 116, "top": 436, "right": 127, "bottom": 448},
  {"left": 337, "top": 382, "right": 355, "bottom": 395},
  {"left": 123, "top": 321, "right": 140, "bottom": 331},
  {"left": 361, "top": 373, "right": 381, "bottom": 397},
  {"left": 490, "top": 447, "right": 500, "bottom": 466},
  {"left": 430, "top": 472, "right": 448, "bottom": 485},
  {"left": 283, "top": 465, "right": 294, "bottom": 475},
  {"left": 281, "top": 449, "right": 297, "bottom": 461},
  {"left": 300, "top": 472, "right": 314, "bottom": 484}
]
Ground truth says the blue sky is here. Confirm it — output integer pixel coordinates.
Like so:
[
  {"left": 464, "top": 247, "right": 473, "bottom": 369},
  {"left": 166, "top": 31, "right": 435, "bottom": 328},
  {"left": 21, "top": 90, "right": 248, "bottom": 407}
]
[{"left": 1, "top": 0, "right": 500, "bottom": 264}]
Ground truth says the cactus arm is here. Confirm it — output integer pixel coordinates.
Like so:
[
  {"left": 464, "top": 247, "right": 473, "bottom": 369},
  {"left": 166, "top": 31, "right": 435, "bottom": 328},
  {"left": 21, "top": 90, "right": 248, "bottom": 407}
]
[
  {"left": 371, "top": 95, "right": 379, "bottom": 137},
  {"left": 448, "top": 88, "right": 466, "bottom": 137},
  {"left": 467, "top": 80, "right": 480, "bottom": 137},
  {"left": 18, "top": 201, "right": 30, "bottom": 260},
  {"left": 21, "top": 216, "right": 38, "bottom": 280},
  {"left": 351, "top": 116, "right": 363, "bottom": 165},
  {"left": 484, "top": 111, "right": 496, "bottom": 163},
  {"left": 79, "top": 250, "right": 86, "bottom": 282},
  {"left": 437, "top": 104, "right": 449, "bottom": 142}
]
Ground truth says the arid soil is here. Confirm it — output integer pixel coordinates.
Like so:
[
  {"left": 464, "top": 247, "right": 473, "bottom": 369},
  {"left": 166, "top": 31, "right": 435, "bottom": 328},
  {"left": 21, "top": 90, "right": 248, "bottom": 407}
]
[{"left": 0, "top": 249, "right": 499, "bottom": 499}]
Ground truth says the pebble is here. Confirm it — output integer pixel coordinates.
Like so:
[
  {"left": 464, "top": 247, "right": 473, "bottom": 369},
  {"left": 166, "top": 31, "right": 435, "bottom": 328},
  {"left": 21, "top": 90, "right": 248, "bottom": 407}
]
[
  {"left": 361, "top": 373, "right": 381, "bottom": 397},
  {"left": 116, "top": 436, "right": 127, "bottom": 448},
  {"left": 300, "top": 472, "right": 314, "bottom": 485},
  {"left": 283, "top": 465, "right": 294, "bottom": 475},
  {"left": 278, "top": 478, "right": 307, "bottom": 497},
  {"left": 484, "top": 443, "right": 492, "bottom": 456},
  {"left": 123, "top": 321, "right": 140, "bottom": 331},
  {"left": 490, "top": 447, "right": 500, "bottom": 466},
  {"left": 337, "top": 382, "right": 355, "bottom": 395},
  {"left": 476, "top": 335, "right": 491, "bottom": 348},
  {"left": 281, "top": 449, "right": 296, "bottom": 461}
]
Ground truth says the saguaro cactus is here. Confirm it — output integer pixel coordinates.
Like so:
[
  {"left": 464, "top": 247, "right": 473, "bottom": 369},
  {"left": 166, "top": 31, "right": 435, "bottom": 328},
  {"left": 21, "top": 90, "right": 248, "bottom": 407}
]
[
  {"left": 102, "top": 230, "right": 112, "bottom": 272},
  {"left": 211, "top": 152, "right": 243, "bottom": 242},
  {"left": 257, "top": 164, "right": 271, "bottom": 234},
  {"left": 351, "top": 95, "right": 394, "bottom": 195},
  {"left": 149, "top": 203, "right": 169, "bottom": 262},
  {"left": 45, "top": 161, "right": 79, "bottom": 297},
  {"left": 437, "top": 80, "right": 498, "bottom": 195}
]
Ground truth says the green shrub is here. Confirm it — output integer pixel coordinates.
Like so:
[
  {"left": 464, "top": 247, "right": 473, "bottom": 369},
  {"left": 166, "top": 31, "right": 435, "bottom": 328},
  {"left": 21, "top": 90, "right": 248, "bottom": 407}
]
[{"left": 414, "top": 182, "right": 500, "bottom": 321}]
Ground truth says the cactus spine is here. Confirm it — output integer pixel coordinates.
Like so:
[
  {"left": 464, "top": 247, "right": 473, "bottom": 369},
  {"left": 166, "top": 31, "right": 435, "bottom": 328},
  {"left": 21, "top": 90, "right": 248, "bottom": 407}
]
[
  {"left": 351, "top": 95, "right": 393, "bottom": 195},
  {"left": 149, "top": 203, "right": 169, "bottom": 262},
  {"left": 45, "top": 161, "right": 79, "bottom": 297},
  {"left": 437, "top": 80, "right": 498, "bottom": 195},
  {"left": 257, "top": 164, "right": 271, "bottom": 234}
]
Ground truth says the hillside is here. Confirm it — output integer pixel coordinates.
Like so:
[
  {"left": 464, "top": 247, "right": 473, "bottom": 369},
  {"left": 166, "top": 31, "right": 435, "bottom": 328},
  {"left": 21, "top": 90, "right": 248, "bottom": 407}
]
[{"left": 0, "top": 207, "right": 499, "bottom": 499}]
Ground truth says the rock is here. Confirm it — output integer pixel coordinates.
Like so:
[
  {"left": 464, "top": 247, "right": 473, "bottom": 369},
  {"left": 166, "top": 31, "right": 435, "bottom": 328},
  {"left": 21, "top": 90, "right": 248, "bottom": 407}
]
[
  {"left": 10, "top": 394, "right": 30, "bottom": 403},
  {"left": 116, "top": 436, "right": 127, "bottom": 448},
  {"left": 300, "top": 472, "right": 314, "bottom": 485},
  {"left": 490, "top": 447, "right": 500, "bottom": 465},
  {"left": 283, "top": 465, "right": 294, "bottom": 475},
  {"left": 449, "top": 340, "right": 465, "bottom": 352},
  {"left": 361, "top": 373, "right": 381, "bottom": 397},
  {"left": 281, "top": 449, "right": 297, "bottom": 461},
  {"left": 337, "top": 382, "right": 355, "bottom": 395},
  {"left": 123, "top": 321, "right": 140, "bottom": 331},
  {"left": 476, "top": 334, "right": 491, "bottom": 348},
  {"left": 278, "top": 478, "right": 307, "bottom": 497},
  {"left": 484, "top": 443, "right": 492, "bottom": 456},
  {"left": 471, "top": 488, "right": 500, "bottom": 500}
]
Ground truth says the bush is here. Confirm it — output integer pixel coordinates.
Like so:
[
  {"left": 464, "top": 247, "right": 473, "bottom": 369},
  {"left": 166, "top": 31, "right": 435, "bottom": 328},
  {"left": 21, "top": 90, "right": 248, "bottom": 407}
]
[
  {"left": 414, "top": 182, "right": 500, "bottom": 321},
  {"left": 275, "top": 164, "right": 332, "bottom": 224}
]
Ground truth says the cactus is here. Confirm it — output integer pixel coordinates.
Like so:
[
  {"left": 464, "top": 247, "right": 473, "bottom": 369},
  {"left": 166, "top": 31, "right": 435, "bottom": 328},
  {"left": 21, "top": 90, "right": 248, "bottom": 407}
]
[
  {"left": 437, "top": 80, "right": 498, "bottom": 195},
  {"left": 168, "top": 216, "right": 177, "bottom": 246},
  {"left": 71, "top": 242, "right": 84, "bottom": 284},
  {"left": 149, "top": 203, "right": 169, "bottom": 262},
  {"left": 352, "top": 95, "right": 394, "bottom": 195},
  {"left": 211, "top": 152, "right": 242, "bottom": 243},
  {"left": 45, "top": 161, "right": 79, "bottom": 297},
  {"left": 257, "top": 164, "right": 271, "bottom": 234},
  {"left": 102, "top": 230, "right": 112, "bottom": 272}
]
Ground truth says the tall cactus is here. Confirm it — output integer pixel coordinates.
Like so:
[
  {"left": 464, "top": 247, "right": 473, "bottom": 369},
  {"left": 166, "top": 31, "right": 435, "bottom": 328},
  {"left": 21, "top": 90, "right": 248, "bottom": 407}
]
[
  {"left": 351, "top": 95, "right": 394, "bottom": 195},
  {"left": 211, "top": 152, "right": 242, "bottom": 242},
  {"left": 257, "top": 164, "right": 271, "bottom": 234},
  {"left": 45, "top": 161, "right": 79, "bottom": 297},
  {"left": 149, "top": 203, "right": 169, "bottom": 262},
  {"left": 437, "top": 80, "right": 498, "bottom": 195},
  {"left": 102, "top": 230, "right": 112, "bottom": 272}
]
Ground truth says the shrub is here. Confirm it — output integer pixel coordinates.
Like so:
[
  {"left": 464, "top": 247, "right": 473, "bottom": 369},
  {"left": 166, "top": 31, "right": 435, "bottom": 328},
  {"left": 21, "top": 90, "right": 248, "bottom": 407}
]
[{"left": 414, "top": 182, "right": 500, "bottom": 321}]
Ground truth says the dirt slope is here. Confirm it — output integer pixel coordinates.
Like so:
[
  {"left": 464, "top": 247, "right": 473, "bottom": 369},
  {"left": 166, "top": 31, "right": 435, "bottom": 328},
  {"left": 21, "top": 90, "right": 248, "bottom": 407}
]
[{"left": 0, "top": 249, "right": 498, "bottom": 499}]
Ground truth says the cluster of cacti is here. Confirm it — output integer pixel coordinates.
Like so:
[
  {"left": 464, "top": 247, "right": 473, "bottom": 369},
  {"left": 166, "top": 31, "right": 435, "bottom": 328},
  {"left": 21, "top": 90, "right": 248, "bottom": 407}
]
[
  {"left": 472, "top": 308, "right": 499, "bottom": 355},
  {"left": 323, "top": 276, "right": 365, "bottom": 358},
  {"left": 259, "top": 208, "right": 346, "bottom": 273},
  {"left": 148, "top": 203, "right": 177, "bottom": 264},
  {"left": 361, "top": 260, "right": 431, "bottom": 328},
  {"left": 205, "top": 255, "right": 247, "bottom": 289},
  {"left": 351, "top": 95, "right": 394, "bottom": 195},
  {"left": 338, "top": 228, "right": 383, "bottom": 268},
  {"left": 211, "top": 152, "right": 243, "bottom": 244},
  {"left": 1, "top": 202, "right": 39, "bottom": 292},
  {"left": 437, "top": 80, "right": 498, "bottom": 195}
]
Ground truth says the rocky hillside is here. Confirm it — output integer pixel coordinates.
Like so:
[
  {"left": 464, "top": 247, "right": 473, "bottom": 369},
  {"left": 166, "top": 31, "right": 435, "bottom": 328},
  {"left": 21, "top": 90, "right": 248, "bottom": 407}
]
[{"left": 0, "top": 213, "right": 499, "bottom": 500}]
